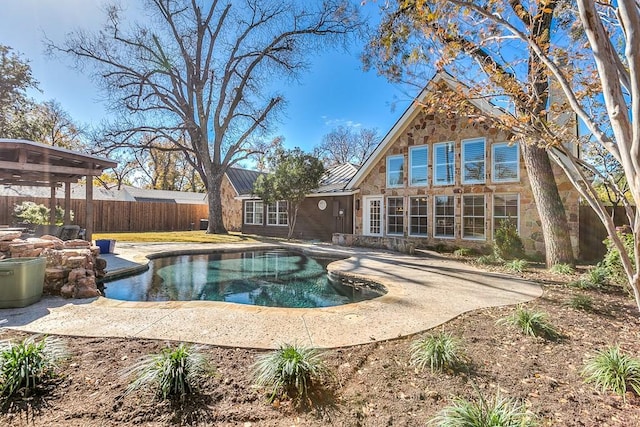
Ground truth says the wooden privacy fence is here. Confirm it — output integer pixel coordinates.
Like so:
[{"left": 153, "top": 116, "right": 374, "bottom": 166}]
[
  {"left": 0, "top": 196, "right": 209, "bottom": 233},
  {"left": 579, "top": 205, "right": 632, "bottom": 261}
]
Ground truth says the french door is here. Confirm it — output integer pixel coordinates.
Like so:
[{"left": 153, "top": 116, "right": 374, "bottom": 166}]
[{"left": 363, "top": 196, "right": 383, "bottom": 236}]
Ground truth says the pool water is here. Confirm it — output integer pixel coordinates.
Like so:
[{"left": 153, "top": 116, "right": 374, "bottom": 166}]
[{"left": 103, "top": 250, "right": 385, "bottom": 308}]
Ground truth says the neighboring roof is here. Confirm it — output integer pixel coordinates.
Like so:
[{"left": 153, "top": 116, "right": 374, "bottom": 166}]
[
  {"left": 346, "top": 71, "right": 499, "bottom": 190},
  {"left": 121, "top": 185, "right": 207, "bottom": 204},
  {"left": 225, "top": 167, "right": 264, "bottom": 196},
  {"left": 0, "top": 139, "right": 117, "bottom": 187}
]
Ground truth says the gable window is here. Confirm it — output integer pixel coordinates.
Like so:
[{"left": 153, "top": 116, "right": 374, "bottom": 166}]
[
  {"left": 434, "top": 142, "right": 455, "bottom": 186},
  {"left": 409, "top": 146, "right": 428, "bottom": 186},
  {"left": 462, "top": 195, "right": 485, "bottom": 239},
  {"left": 387, "top": 155, "right": 404, "bottom": 188},
  {"left": 267, "top": 201, "right": 288, "bottom": 226},
  {"left": 492, "top": 142, "right": 519, "bottom": 182},
  {"left": 462, "top": 138, "right": 486, "bottom": 184},
  {"left": 493, "top": 194, "right": 519, "bottom": 235},
  {"left": 244, "top": 200, "right": 263, "bottom": 225},
  {"left": 387, "top": 197, "right": 404, "bottom": 235},
  {"left": 434, "top": 195, "right": 455, "bottom": 238},
  {"left": 409, "top": 197, "right": 428, "bottom": 236}
]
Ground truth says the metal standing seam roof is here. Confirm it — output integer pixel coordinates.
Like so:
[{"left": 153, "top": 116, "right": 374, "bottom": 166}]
[{"left": 225, "top": 167, "right": 265, "bottom": 196}]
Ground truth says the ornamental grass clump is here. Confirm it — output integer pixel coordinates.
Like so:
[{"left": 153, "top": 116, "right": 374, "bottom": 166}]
[
  {"left": 504, "top": 259, "right": 528, "bottom": 273},
  {"left": 410, "top": 332, "right": 466, "bottom": 373},
  {"left": 431, "top": 391, "right": 537, "bottom": 427},
  {"left": 582, "top": 346, "right": 640, "bottom": 400},
  {"left": 253, "top": 343, "right": 329, "bottom": 403},
  {"left": 549, "top": 263, "right": 575, "bottom": 275},
  {"left": 567, "top": 294, "right": 594, "bottom": 311},
  {"left": 124, "top": 343, "right": 210, "bottom": 400},
  {"left": 497, "top": 306, "right": 560, "bottom": 340},
  {"left": 0, "top": 335, "right": 68, "bottom": 400}
]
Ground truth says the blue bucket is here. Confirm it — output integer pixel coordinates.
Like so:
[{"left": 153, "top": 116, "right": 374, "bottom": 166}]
[{"left": 95, "top": 239, "right": 116, "bottom": 254}]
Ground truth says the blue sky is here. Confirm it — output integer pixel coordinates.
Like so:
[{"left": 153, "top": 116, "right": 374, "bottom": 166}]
[{"left": 0, "top": 0, "right": 413, "bottom": 155}]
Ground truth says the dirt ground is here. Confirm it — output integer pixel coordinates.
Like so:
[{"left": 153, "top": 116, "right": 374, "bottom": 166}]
[{"left": 1, "top": 262, "right": 639, "bottom": 426}]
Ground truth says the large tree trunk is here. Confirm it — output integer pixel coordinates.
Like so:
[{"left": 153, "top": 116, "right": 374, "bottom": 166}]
[
  {"left": 521, "top": 143, "right": 574, "bottom": 266},
  {"left": 206, "top": 173, "right": 227, "bottom": 234}
]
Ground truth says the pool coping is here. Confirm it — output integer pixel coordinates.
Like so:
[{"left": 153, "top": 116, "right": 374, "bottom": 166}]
[{"left": 0, "top": 242, "right": 543, "bottom": 349}]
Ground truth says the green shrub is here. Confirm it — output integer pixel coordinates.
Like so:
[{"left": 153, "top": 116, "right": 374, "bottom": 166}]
[
  {"left": 504, "top": 259, "right": 528, "bottom": 273},
  {"left": 0, "top": 335, "right": 68, "bottom": 400},
  {"left": 124, "top": 344, "right": 210, "bottom": 400},
  {"left": 12, "top": 201, "right": 73, "bottom": 226},
  {"left": 497, "top": 306, "right": 560, "bottom": 340},
  {"left": 549, "top": 263, "right": 575, "bottom": 275},
  {"left": 600, "top": 230, "right": 635, "bottom": 288},
  {"left": 410, "top": 332, "right": 466, "bottom": 373},
  {"left": 431, "top": 391, "right": 538, "bottom": 427},
  {"left": 253, "top": 343, "right": 328, "bottom": 403},
  {"left": 567, "top": 294, "right": 593, "bottom": 311},
  {"left": 582, "top": 346, "right": 640, "bottom": 399},
  {"left": 587, "top": 267, "right": 608, "bottom": 287},
  {"left": 453, "top": 248, "right": 474, "bottom": 257},
  {"left": 493, "top": 219, "right": 525, "bottom": 261},
  {"left": 476, "top": 254, "right": 498, "bottom": 265}
]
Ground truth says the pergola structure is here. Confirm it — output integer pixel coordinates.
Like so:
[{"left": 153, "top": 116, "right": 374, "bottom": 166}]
[{"left": 0, "top": 139, "right": 117, "bottom": 241}]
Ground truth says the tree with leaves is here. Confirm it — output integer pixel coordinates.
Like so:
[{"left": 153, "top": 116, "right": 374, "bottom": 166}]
[
  {"left": 252, "top": 148, "right": 325, "bottom": 240},
  {"left": 0, "top": 44, "right": 39, "bottom": 139},
  {"left": 49, "top": 0, "right": 361, "bottom": 234},
  {"left": 314, "top": 125, "right": 379, "bottom": 166},
  {"left": 365, "top": 0, "right": 576, "bottom": 266}
]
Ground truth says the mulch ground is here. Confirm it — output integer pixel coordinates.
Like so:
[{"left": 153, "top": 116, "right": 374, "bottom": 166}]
[{"left": 1, "top": 260, "right": 639, "bottom": 426}]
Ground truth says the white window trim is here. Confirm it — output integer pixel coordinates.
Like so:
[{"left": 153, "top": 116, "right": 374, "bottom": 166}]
[
  {"left": 363, "top": 195, "right": 384, "bottom": 237},
  {"left": 433, "top": 141, "right": 456, "bottom": 186},
  {"left": 462, "top": 194, "right": 486, "bottom": 241},
  {"left": 461, "top": 137, "right": 486, "bottom": 185},
  {"left": 492, "top": 142, "right": 520, "bottom": 183},
  {"left": 409, "top": 145, "right": 428, "bottom": 187},
  {"left": 408, "top": 196, "right": 429, "bottom": 237},
  {"left": 492, "top": 193, "right": 520, "bottom": 237},
  {"left": 433, "top": 195, "right": 456, "bottom": 239},
  {"left": 386, "top": 155, "right": 404, "bottom": 188},
  {"left": 267, "top": 201, "right": 288, "bottom": 227},
  {"left": 244, "top": 200, "right": 263, "bottom": 225},
  {"left": 386, "top": 196, "right": 405, "bottom": 236}
]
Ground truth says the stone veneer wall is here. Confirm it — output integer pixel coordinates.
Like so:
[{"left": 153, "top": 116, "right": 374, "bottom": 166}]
[
  {"left": 221, "top": 175, "right": 243, "bottom": 232},
  {"left": 354, "top": 111, "right": 580, "bottom": 258},
  {"left": 0, "top": 232, "right": 106, "bottom": 299}
]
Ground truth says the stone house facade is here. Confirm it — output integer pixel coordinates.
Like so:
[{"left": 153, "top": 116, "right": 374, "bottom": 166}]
[{"left": 346, "top": 75, "right": 580, "bottom": 258}]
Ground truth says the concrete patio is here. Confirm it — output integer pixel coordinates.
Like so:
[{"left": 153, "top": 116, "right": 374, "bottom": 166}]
[{"left": 0, "top": 242, "right": 542, "bottom": 349}]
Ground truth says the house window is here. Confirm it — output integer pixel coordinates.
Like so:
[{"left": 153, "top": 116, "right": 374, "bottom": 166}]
[
  {"left": 244, "top": 200, "right": 263, "bottom": 225},
  {"left": 493, "top": 194, "right": 519, "bottom": 235},
  {"left": 434, "top": 142, "right": 455, "bottom": 186},
  {"left": 462, "top": 138, "right": 486, "bottom": 184},
  {"left": 492, "top": 142, "right": 519, "bottom": 182},
  {"left": 409, "top": 146, "right": 428, "bottom": 186},
  {"left": 434, "top": 195, "right": 455, "bottom": 238},
  {"left": 387, "top": 155, "right": 404, "bottom": 188},
  {"left": 267, "top": 201, "right": 288, "bottom": 226},
  {"left": 386, "top": 197, "right": 404, "bottom": 235},
  {"left": 462, "top": 195, "right": 485, "bottom": 239},
  {"left": 409, "top": 197, "right": 428, "bottom": 236}
]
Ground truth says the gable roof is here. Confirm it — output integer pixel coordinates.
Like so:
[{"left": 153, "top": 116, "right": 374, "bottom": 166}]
[
  {"left": 311, "top": 163, "right": 359, "bottom": 195},
  {"left": 225, "top": 167, "right": 264, "bottom": 196},
  {"left": 346, "top": 71, "right": 499, "bottom": 190}
]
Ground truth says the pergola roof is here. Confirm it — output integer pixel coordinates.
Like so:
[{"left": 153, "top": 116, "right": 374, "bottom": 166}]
[{"left": 0, "top": 139, "right": 117, "bottom": 187}]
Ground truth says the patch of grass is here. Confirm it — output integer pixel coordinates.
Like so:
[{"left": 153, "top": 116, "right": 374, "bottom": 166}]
[
  {"left": 123, "top": 344, "right": 210, "bottom": 400},
  {"left": 549, "top": 263, "right": 575, "bottom": 275},
  {"left": 504, "top": 259, "right": 528, "bottom": 273},
  {"left": 586, "top": 267, "right": 608, "bottom": 286},
  {"left": 582, "top": 346, "right": 640, "bottom": 400},
  {"left": 431, "top": 391, "right": 538, "bottom": 427},
  {"left": 476, "top": 254, "right": 498, "bottom": 265},
  {"left": 497, "top": 306, "right": 560, "bottom": 340},
  {"left": 92, "top": 231, "right": 257, "bottom": 244},
  {"left": 567, "top": 294, "right": 594, "bottom": 311},
  {"left": 410, "top": 332, "right": 467, "bottom": 373},
  {"left": 568, "top": 278, "right": 600, "bottom": 290},
  {"left": 253, "top": 343, "right": 329, "bottom": 403},
  {"left": 453, "top": 248, "right": 474, "bottom": 257},
  {"left": 0, "top": 335, "right": 68, "bottom": 400}
]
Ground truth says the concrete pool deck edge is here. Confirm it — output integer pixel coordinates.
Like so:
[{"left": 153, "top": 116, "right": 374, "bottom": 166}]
[{"left": 0, "top": 242, "right": 543, "bottom": 349}]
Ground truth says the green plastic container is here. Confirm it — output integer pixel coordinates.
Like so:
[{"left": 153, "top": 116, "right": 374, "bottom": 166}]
[{"left": 0, "top": 257, "right": 46, "bottom": 308}]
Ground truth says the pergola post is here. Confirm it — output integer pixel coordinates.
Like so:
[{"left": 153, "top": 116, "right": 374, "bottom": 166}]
[
  {"left": 49, "top": 184, "right": 56, "bottom": 225},
  {"left": 64, "top": 182, "right": 71, "bottom": 225},
  {"left": 85, "top": 175, "right": 94, "bottom": 242}
]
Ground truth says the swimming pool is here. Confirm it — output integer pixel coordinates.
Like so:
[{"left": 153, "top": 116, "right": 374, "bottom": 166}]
[{"left": 103, "top": 249, "right": 386, "bottom": 308}]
